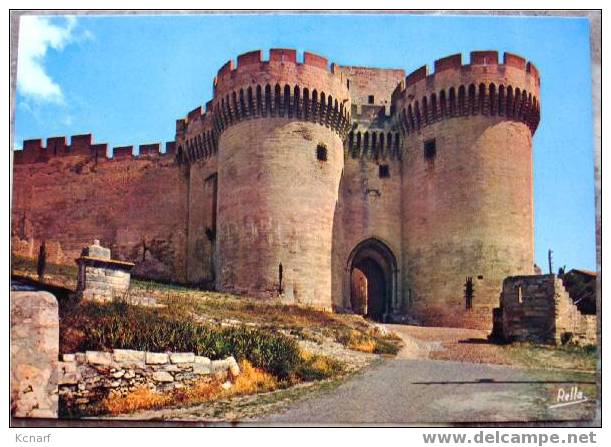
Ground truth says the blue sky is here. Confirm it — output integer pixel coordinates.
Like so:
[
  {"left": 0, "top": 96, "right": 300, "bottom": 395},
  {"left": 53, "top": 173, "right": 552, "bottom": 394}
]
[{"left": 13, "top": 13, "right": 596, "bottom": 271}]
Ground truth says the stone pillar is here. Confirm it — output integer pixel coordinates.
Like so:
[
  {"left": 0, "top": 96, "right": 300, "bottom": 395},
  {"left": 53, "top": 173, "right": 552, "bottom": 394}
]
[
  {"left": 10, "top": 291, "right": 59, "bottom": 418},
  {"left": 76, "top": 239, "right": 135, "bottom": 302}
]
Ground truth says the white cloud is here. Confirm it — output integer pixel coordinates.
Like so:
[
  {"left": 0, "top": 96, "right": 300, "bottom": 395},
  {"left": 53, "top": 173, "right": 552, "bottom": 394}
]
[{"left": 17, "top": 15, "right": 78, "bottom": 103}]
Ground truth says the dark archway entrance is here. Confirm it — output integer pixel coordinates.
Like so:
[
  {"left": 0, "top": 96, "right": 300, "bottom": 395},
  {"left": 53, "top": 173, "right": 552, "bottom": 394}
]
[{"left": 347, "top": 238, "right": 397, "bottom": 322}]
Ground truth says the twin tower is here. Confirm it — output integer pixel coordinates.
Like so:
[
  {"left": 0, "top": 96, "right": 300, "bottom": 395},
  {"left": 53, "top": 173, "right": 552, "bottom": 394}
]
[{"left": 174, "top": 48, "right": 541, "bottom": 328}]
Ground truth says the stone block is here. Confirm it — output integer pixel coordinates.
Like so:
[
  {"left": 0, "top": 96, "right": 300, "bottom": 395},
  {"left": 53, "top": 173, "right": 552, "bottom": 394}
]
[
  {"left": 113, "top": 349, "right": 146, "bottom": 365},
  {"left": 58, "top": 361, "right": 79, "bottom": 385},
  {"left": 169, "top": 352, "right": 195, "bottom": 364},
  {"left": 83, "top": 240, "right": 111, "bottom": 259},
  {"left": 152, "top": 371, "right": 174, "bottom": 382},
  {"left": 59, "top": 372, "right": 79, "bottom": 385},
  {"left": 211, "top": 359, "right": 229, "bottom": 373},
  {"left": 193, "top": 364, "right": 211, "bottom": 375},
  {"left": 226, "top": 356, "right": 240, "bottom": 376},
  {"left": 63, "top": 354, "right": 76, "bottom": 362},
  {"left": 145, "top": 352, "right": 169, "bottom": 364},
  {"left": 194, "top": 356, "right": 211, "bottom": 365},
  {"left": 86, "top": 351, "right": 114, "bottom": 366}
]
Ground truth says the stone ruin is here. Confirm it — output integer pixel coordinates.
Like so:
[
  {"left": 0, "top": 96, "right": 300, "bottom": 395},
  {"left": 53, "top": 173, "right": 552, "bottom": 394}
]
[
  {"left": 491, "top": 274, "right": 597, "bottom": 346},
  {"left": 76, "top": 240, "right": 135, "bottom": 302}
]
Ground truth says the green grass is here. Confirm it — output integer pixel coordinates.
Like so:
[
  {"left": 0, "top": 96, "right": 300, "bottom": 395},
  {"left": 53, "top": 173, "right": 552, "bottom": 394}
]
[
  {"left": 61, "top": 299, "right": 307, "bottom": 380},
  {"left": 14, "top": 254, "right": 402, "bottom": 357},
  {"left": 502, "top": 342, "right": 598, "bottom": 372}
]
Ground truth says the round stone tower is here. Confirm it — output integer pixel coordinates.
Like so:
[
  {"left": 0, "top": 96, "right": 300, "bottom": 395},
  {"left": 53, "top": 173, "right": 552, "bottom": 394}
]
[
  {"left": 210, "top": 49, "right": 351, "bottom": 308},
  {"left": 392, "top": 51, "right": 541, "bottom": 328}
]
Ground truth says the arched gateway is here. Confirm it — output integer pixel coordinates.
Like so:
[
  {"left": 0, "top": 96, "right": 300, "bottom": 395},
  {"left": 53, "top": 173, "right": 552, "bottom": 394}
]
[{"left": 346, "top": 238, "right": 398, "bottom": 322}]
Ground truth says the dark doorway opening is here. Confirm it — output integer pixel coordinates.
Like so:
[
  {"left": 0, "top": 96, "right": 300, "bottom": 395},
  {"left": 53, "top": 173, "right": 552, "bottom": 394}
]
[{"left": 348, "top": 238, "right": 397, "bottom": 322}]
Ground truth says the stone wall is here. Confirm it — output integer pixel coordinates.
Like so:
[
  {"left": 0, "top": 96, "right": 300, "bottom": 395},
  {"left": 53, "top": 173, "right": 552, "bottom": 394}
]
[
  {"left": 11, "top": 151, "right": 188, "bottom": 282},
  {"left": 495, "top": 275, "right": 596, "bottom": 345},
  {"left": 58, "top": 349, "right": 240, "bottom": 416},
  {"left": 332, "top": 155, "right": 403, "bottom": 313},
  {"left": 10, "top": 291, "right": 59, "bottom": 418},
  {"left": 186, "top": 155, "right": 219, "bottom": 286},
  {"left": 334, "top": 65, "right": 405, "bottom": 109}
]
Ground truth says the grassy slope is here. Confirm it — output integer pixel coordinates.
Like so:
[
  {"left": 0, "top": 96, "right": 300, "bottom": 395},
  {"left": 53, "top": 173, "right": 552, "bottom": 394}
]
[{"left": 12, "top": 256, "right": 400, "bottom": 356}]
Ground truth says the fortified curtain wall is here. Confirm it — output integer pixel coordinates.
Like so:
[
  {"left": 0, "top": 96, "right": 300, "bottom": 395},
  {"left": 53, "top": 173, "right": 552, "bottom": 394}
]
[{"left": 11, "top": 136, "right": 189, "bottom": 283}]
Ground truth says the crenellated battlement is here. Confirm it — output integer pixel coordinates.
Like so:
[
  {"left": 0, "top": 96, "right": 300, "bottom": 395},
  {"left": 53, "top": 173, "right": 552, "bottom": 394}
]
[
  {"left": 175, "top": 105, "right": 218, "bottom": 165},
  {"left": 398, "top": 51, "right": 540, "bottom": 91},
  {"left": 175, "top": 49, "right": 353, "bottom": 165},
  {"left": 391, "top": 51, "right": 541, "bottom": 135},
  {"left": 13, "top": 134, "right": 177, "bottom": 165},
  {"left": 213, "top": 49, "right": 336, "bottom": 89}
]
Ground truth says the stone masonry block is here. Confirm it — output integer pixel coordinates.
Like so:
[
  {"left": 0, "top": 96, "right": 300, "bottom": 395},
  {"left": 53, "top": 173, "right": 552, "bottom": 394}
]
[
  {"left": 169, "top": 352, "right": 196, "bottom": 364},
  {"left": 152, "top": 371, "right": 174, "bottom": 382},
  {"left": 145, "top": 352, "right": 169, "bottom": 365},
  {"left": 113, "top": 349, "right": 146, "bottom": 365},
  {"left": 193, "top": 364, "right": 212, "bottom": 375},
  {"left": 86, "top": 351, "right": 113, "bottom": 366},
  {"left": 194, "top": 356, "right": 211, "bottom": 365}
]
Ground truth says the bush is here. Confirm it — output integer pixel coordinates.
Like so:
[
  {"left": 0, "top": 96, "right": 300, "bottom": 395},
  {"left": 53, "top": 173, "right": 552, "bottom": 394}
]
[
  {"left": 295, "top": 351, "right": 345, "bottom": 381},
  {"left": 335, "top": 329, "right": 399, "bottom": 355},
  {"left": 101, "top": 360, "right": 278, "bottom": 415},
  {"left": 61, "top": 300, "right": 302, "bottom": 379}
]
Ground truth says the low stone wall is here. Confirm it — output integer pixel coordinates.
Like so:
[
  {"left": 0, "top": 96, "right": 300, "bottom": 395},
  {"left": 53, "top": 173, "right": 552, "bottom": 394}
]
[
  {"left": 58, "top": 349, "right": 240, "bottom": 416},
  {"left": 10, "top": 291, "right": 59, "bottom": 418},
  {"left": 494, "top": 275, "right": 597, "bottom": 346}
]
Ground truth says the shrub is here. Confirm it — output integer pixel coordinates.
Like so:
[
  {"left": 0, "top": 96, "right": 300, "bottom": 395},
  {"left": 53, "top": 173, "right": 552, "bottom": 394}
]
[
  {"left": 102, "top": 387, "right": 171, "bottom": 415},
  {"left": 101, "top": 360, "right": 278, "bottom": 415},
  {"left": 335, "top": 329, "right": 399, "bottom": 355},
  {"left": 61, "top": 300, "right": 303, "bottom": 379},
  {"left": 295, "top": 351, "right": 345, "bottom": 381},
  {"left": 226, "top": 360, "right": 278, "bottom": 395}
]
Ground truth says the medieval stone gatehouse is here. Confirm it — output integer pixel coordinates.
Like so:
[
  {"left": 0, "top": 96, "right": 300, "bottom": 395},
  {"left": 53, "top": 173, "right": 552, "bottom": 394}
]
[{"left": 12, "top": 49, "right": 541, "bottom": 328}]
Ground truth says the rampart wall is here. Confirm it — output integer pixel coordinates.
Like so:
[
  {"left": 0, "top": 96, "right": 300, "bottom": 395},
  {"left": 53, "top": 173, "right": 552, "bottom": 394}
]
[{"left": 11, "top": 135, "right": 188, "bottom": 282}]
